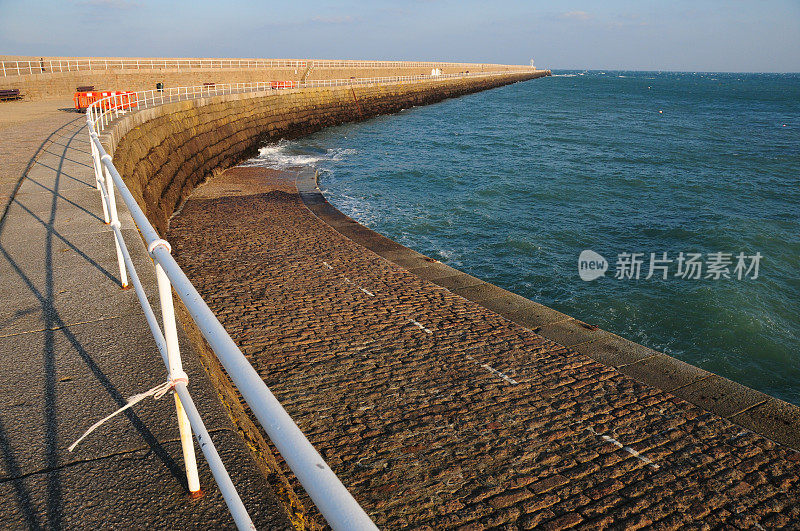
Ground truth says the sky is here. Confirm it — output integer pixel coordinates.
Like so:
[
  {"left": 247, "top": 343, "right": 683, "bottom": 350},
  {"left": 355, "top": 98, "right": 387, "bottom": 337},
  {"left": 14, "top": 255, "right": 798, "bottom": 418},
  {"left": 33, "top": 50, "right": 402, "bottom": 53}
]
[{"left": 1, "top": 0, "right": 798, "bottom": 72}]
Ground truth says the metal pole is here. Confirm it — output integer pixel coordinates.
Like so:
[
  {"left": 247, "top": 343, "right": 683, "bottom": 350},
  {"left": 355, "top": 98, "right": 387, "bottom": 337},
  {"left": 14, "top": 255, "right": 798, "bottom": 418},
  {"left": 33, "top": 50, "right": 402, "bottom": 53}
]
[
  {"left": 89, "top": 136, "right": 110, "bottom": 223},
  {"left": 174, "top": 384, "right": 254, "bottom": 530},
  {"left": 100, "top": 157, "right": 128, "bottom": 288},
  {"left": 154, "top": 258, "right": 201, "bottom": 496}
]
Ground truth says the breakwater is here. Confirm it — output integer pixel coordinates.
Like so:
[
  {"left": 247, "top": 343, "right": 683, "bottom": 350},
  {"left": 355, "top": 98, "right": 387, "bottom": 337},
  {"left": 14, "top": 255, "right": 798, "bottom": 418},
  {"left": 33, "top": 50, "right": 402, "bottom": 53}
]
[
  {"left": 51, "top": 67, "right": 800, "bottom": 527},
  {"left": 105, "top": 71, "right": 548, "bottom": 233}
]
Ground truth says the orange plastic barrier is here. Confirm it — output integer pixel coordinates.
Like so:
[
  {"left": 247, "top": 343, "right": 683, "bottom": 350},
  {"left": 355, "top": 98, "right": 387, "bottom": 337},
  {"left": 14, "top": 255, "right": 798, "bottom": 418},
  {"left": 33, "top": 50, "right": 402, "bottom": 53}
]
[
  {"left": 73, "top": 90, "right": 139, "bottom": 111},
  {"left": 270, "top": 81, "right": 296, "bottom": 89}
]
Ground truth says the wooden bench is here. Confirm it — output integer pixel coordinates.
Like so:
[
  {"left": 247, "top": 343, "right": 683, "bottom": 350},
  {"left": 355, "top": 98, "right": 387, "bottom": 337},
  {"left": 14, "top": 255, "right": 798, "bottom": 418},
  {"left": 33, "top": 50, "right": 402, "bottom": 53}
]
[
  {"left": 0, "top": 89, "right": 22, "bottom": 101},
  {"left": 76, "top": 85, "right": 95, "bottom": 92},
  {"left": 203, "top": 82, "right": 216, "bottom": 87}
]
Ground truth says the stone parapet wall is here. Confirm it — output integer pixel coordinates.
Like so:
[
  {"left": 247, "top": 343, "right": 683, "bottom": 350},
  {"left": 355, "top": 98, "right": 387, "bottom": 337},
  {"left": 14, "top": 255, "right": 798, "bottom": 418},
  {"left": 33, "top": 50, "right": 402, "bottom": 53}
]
[{"left": 106, "top": 71, "right": 549, "bottom": 234}]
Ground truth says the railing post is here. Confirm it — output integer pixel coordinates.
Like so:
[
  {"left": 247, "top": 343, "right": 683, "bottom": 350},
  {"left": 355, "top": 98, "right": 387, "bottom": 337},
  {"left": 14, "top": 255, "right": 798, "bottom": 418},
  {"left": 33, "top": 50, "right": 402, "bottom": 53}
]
[
  {"left": 89, "top": 135, "right": 110, "bottom": 223},
  {"left": 153, "top": 250, "right": 202, "bottom": 497},
  {"left": 100, "top": 156, "right": 128, "bottom": 288}
]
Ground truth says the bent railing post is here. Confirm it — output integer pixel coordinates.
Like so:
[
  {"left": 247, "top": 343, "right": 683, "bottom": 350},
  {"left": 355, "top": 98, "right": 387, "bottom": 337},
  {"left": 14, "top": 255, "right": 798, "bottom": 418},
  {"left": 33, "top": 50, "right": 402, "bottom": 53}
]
[
  {"left": 152, "top": 246, "right": 202, "bottom": 496},
  {"left": 89, "top": 135, "right": 110, "bottom": 223},
  {"left": 99, "top": 155, "right": 128, "bottom": 288},
  {"left": 174, "top": 383, "right": 254, "bottom": 529}
]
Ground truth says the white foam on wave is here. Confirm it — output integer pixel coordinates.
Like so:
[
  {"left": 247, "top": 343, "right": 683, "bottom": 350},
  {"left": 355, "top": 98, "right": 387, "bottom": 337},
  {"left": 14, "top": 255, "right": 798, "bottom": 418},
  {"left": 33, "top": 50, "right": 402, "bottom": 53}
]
[
  {"left": 243, "top": 140, "right": 356, "bottom": 170},
  {"left": 328, "top": 147, "right": 357, "bottom": 161}
]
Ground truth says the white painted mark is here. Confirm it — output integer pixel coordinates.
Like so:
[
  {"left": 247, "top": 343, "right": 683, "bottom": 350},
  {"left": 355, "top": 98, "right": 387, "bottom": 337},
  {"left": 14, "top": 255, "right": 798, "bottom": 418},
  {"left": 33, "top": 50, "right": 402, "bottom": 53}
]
[
  {"left": 480, "top": 363, "right": 519, "bottom": 385},
  {"left": 587, "top": 427, "right": 660, "bottom": 470},
  {"left": 408, "top": 318, "right": 433, "bottom": 334},
  {"left": 325, "top": 263, "right": 376, "bottom": 296},
  {"left": 465, "top": 355, "right": 519, "bottom": 385}
]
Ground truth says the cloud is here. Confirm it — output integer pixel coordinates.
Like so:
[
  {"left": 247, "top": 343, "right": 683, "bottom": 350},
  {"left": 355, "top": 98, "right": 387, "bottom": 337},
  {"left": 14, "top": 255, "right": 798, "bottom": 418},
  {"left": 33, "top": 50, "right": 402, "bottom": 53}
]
[
  {"left": 614, "top": 13, "right": 649, "bottom": 27},
  {"left": 561, "top": 11, "right": 593, "bottom": 21}
]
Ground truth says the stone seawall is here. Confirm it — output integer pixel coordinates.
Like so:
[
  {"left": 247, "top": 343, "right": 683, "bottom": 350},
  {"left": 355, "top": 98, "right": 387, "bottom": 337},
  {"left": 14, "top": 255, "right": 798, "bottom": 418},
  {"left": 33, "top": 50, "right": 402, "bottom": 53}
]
[{"left": 106, "top": 71, "right": 549, "bottom": 234}]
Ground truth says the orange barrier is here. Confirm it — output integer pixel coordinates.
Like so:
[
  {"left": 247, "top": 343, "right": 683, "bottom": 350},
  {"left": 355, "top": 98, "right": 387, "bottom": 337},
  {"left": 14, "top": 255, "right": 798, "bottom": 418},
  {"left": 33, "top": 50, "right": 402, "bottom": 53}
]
[
  {"left": 269, "top": 81, "right": 296, "bottom": 89},
  {"left": 74, "top": 90, "right": 138, "bottom": 111}
]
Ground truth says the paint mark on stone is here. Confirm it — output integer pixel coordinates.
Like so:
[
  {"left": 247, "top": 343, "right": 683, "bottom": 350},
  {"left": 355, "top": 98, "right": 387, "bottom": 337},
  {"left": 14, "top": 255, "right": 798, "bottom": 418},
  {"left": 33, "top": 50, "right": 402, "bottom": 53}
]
[
  {"left": 466, "top": 355, "right": 519, "bottom": 385},
  {"left": 408, "top": 318, "right": 432, "bottom": 334},
  {"left": 587, "top": 427, "right": 660, "bottom": 470},
  {"left": 325, "top": 263, "right": 375, "bottom": 296}
]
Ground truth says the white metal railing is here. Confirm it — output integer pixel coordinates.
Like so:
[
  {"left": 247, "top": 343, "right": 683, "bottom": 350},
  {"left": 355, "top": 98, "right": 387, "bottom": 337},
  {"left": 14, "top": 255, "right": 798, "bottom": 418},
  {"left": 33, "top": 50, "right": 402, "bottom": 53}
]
[
  {"left": 87, "top": 71, "right": 519, "bottom": 133},
  {"left": 2, "top": 57, "right": 533, "bottom": 76},
  {"left": 84, "top": 81, "right": 404, "bottom": 530}
]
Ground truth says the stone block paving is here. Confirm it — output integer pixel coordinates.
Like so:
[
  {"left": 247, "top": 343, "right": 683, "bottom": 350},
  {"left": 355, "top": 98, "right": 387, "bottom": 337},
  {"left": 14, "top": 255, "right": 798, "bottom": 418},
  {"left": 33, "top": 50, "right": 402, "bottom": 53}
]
[{"left": 167, "top": 166, "right": 800, "bottom": 529}]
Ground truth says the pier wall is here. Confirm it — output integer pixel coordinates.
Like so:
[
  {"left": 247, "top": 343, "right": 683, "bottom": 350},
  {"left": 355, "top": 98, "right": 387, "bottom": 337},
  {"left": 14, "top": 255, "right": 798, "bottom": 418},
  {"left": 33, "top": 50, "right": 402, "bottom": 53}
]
[
  {"left": 104, "top": 71, "right": 549, "bottom": 234},
  {"left": 1, "top": 57, "right": 536, "bottom": 100}
]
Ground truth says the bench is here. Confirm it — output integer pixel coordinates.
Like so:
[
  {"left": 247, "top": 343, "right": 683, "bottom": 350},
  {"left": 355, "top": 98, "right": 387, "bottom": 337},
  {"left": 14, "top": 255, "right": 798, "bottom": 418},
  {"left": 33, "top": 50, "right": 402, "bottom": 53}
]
[
  {"left": 76, "top": 85, "right": 95, "bottom": 92},
  {"left": 203, "top": 82, "right": 216, "bottom": 87},
  {"left": 0, "top": 89, "right": 22, "bottom": 101}
]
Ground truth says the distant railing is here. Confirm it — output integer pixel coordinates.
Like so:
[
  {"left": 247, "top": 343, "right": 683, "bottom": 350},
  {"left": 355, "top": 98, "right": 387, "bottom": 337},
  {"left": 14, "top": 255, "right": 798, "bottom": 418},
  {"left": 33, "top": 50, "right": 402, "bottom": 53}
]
[{"left": 2, "top": 57, "right": 533, "bottom": 77}]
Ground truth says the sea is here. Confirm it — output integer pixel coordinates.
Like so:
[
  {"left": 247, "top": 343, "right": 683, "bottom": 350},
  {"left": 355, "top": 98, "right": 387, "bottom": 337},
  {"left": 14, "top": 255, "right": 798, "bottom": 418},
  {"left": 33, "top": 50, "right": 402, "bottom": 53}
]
[{"left": 244, "top": 71, "right": 800, "bottom": 405}]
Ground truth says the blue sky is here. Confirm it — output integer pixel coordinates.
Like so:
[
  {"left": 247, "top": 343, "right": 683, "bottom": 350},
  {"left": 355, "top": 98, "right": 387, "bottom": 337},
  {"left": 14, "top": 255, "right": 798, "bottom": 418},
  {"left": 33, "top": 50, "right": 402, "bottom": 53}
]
[{"left": 1, "top": 0, "right": 798, "bottom": 72}]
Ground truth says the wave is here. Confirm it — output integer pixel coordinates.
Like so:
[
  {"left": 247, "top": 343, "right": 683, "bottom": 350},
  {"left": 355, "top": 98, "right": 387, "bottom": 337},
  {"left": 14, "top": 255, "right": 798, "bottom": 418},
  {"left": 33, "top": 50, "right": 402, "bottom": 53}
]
[{"left": 243, "top": 140, "right": 356, "bottom": 170}]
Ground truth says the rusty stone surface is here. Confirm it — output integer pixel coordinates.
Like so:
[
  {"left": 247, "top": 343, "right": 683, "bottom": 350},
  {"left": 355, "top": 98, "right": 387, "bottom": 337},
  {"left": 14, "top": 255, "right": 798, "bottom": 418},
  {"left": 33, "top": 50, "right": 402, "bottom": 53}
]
[{"left": 166, "top": 167, "right": 800, "bottom": 529}]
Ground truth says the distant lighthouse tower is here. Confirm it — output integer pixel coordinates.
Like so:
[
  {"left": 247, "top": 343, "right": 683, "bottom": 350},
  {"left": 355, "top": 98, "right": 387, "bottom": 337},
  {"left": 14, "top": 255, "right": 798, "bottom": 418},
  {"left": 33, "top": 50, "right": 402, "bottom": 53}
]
[{"left": 530, "top": 59, "right": 535, "bottom": 69}]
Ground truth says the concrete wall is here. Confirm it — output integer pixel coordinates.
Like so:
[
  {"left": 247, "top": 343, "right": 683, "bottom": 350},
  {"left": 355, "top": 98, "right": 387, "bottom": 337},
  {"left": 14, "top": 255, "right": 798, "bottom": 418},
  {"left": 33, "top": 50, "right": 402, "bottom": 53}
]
[
  {"left": 2, "top": 57, "right": 536, "bottom": 100},
  {"left": 105, "top": 71, "right": 549, "bottom": 234}
]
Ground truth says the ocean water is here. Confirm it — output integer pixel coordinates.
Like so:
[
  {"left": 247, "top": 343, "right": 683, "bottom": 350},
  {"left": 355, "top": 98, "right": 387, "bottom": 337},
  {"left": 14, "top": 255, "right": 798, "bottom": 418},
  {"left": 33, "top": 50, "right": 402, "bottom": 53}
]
[{"left": 246, "top": 71, "right": 800, "bottom": 405}]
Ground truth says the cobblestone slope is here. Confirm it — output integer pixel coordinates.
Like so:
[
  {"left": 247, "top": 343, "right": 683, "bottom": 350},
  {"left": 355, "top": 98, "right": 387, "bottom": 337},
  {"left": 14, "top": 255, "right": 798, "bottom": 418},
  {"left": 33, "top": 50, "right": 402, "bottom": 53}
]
[{"left": 166, "top": 167, "right": 800, "bottom": 529}]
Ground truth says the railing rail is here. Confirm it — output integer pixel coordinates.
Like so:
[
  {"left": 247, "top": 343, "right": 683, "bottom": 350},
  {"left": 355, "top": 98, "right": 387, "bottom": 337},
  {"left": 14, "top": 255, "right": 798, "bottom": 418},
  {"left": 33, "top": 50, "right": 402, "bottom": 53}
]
[
  {"left": 83, "top": 70, "right": 524, "bottom": 529},
  {"left": 2, "top": 57, "right": 533, "bottom": 76}
]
